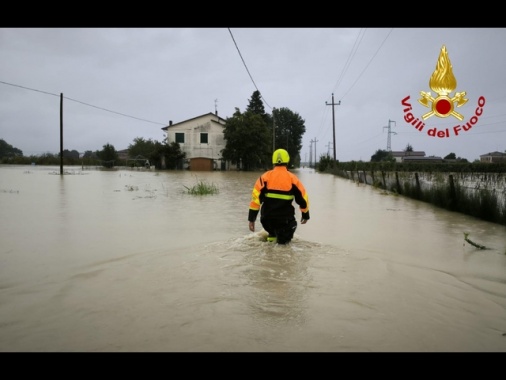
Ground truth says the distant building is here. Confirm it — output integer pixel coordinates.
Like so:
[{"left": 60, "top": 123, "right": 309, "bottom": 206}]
[
  {"left": 390, "top": 151, "right": 426, "bottom": 163},
  {"left": 402, "top": 155, "right": 443, "bottom": 163},
  {"left": 480, "top": 151, "right": 506, "bottom": 163},
  {"left": 117, "top": 149, "right": 129, "bottom": 161}
]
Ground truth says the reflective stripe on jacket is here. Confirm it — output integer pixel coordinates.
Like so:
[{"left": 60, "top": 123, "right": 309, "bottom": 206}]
[{"left": 248, "top": 165, "right": 309, "bottom": 222}]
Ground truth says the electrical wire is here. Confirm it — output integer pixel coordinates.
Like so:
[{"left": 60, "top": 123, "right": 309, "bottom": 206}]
[
  {"left": 227, "top": 28, "right": 271, "bottom": 110},
  {"left": 0, "top": 80, "right": 166, "bottom": 126}
]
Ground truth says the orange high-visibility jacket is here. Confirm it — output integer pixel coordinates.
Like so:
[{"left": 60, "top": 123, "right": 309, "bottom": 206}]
[{"left": 248, "top": 165, "right": 309, "bottom": 222}]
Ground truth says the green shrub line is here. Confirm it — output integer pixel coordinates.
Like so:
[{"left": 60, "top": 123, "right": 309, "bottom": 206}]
[{"left": 322, "top": 162, "right": 506, "bottom": 226}]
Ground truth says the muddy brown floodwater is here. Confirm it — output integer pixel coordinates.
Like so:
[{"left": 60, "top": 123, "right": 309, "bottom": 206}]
[{"left": 0, "top": 164, "right": 505, "bottom": 352}]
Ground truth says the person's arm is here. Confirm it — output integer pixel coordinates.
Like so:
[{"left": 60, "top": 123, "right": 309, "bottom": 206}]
[
  {"left": 292, "top": 176, "right": 310, "bottom": 222},
  {"left": 248, "top": 176, "right": 263, "bottom": 232}
]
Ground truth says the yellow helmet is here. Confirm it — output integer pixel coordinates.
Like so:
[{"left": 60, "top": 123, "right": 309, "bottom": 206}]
[{"left": 272, "top": 149, "right": 290, "bottom": 165}]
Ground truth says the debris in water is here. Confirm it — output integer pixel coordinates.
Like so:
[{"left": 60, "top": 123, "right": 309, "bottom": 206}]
[{"left": 463, "top": 232, "right": 487, "bottom": 250}]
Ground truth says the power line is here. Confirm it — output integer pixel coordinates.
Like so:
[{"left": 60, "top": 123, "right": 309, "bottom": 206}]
[
  {"left": 331, "top": 28, "right": 367, "bottom": 95},
  {"left": 315, "top": 29, "right": 393, "bottom": 150},
  {"left": 0, "top": 80, "right": 166, "bottom": 126},
  {"left": 227, "top": 28, "right": 271, "bottom": 110},
  {"left": 339, "top": 28, "right": 394, "bottom": 102}
]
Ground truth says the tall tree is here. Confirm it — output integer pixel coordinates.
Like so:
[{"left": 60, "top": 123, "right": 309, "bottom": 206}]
[
  {"left": 246, "top": 90, "right": 269, "bottom": 124},
  {"left": 272, "top": 107, "right": 306, "bottom": 167},
  {"left": 221, "top": 108, "right": 271, "bottom": 170},
  {"left": 223, "top": 91, "right": 307, "bottom": 169},
  {"left": 246, "top": 90, "right": 272, "bottom": 165}
]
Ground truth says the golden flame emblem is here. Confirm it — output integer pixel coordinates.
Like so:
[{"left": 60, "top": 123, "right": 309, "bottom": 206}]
[{"left": 418, "top": 45, "right": 468, "bottom": 120}]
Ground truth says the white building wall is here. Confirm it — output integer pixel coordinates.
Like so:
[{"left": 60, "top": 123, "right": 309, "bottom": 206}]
[{"left": 164, "top": 114, "right": 226, "bottom": 161}]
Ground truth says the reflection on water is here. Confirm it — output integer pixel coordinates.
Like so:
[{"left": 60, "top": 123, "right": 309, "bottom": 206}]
[{"left": 0, "top": 165, "right": 505, "bottom": 352}]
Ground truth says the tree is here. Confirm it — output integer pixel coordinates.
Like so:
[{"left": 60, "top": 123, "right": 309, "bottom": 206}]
[
  {"left": 246, "top": 90, "right": 267, "bottom": 118},
  {"left": 127, "top": 137, "right": 187, "bottom": 169},
  {"left": 244, "top": 91, "right": 272, "bottom": 166},
  {"left": 221, "top": 108, "right": 271, "bottom": 170},
  {"left": 96, "top": 143, "right": 118, "bottom": 168},
  {"left": 160, "top": 141, "right": 186, "bottom": 170},
  {"left": 371, "top": 149, "right": 395, "bottom": 162},
  {"left": 62, "top": 149, "right": 80, "bottom": 159},
  {"left": 0, "top": 138, "right": 23, "bottom": 158},
  {"left": 128, "top": 137, "right": 156, "bottom": 160},
  {"left": 128, "top": 137, "right": 158, "bottom": 167},
  {"left": 272, "top": 107, "right": 305, "bottom": 167},
  {"left": 444, "top": 152, "right": 456, "bottom": 160},
  {"left": 405, "top": 143, "right": 414, "bottom": 152},
  {"left": 224, "top": 91, "right": 307, "bottom": 169}
]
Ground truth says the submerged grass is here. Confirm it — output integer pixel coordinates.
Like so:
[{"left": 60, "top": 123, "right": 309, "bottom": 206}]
[{"left": 183, "top": 179, "right": 219, "bottom": 195}]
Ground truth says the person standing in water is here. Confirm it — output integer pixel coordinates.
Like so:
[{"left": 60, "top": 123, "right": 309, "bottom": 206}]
[{"left": 248, "top": 149, "right": 310, "bottom": 244}]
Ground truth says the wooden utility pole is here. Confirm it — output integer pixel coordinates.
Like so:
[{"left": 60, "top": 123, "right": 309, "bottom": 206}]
[
  {"left": 326, "top": 93, "right": 341, "bottom": 161},
  {"left": 272, "top": 107, "right": 276, "bottom": 152},
  {"left": 309, "top": 140, "right": 313, "bottom": 168},
  {"left": 60, "top": 93, "right": 63, "bottom": 175}
]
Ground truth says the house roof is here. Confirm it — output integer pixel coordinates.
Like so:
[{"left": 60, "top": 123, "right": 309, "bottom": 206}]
[
  {"left": 480, "top": 151, "right": 506, "bottom": 157},
  {"left": 161, "top": 112, "right": 226, "bottom": 131},
  {"left": 391, "top": 151, "right": 425, "bottom": 157},
  {"left": 402, "top": 156, "right": 443, "bottom": 161}
]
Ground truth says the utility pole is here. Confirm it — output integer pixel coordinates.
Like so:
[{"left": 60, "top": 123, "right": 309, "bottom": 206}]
[
  {"left": 383, "top": 119, "right": 396, "bottom": 151},
  {"left": 326, "top": 93, "right": 341, "bottom": 161},
  {"left": 60, "top": 93, "right": 63, "bottom": 175},
  {"left": 309, "top": 141, "right": 312, "bottom": 168},
  {"left": 272, "top": 107, "right": 276, "bottom": 152},
  {"left": 311, "top": 137, "right": 318, "bottom": 167}
]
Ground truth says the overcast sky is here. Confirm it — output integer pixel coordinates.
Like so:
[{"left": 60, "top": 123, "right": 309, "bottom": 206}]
[{"left": 1, "top": 28, "right": 505, "bottom": 162}]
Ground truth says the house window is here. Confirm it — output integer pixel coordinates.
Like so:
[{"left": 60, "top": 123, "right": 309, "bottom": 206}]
[
  {"left": 200, "top": 133, "right": 208, "bottom": 144},
  {"left": 175, "top": 132, "right": 185, "bottom": 144}
]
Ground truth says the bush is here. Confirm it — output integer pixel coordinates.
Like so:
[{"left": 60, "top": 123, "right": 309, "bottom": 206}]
[{"left": 183, "top": 180, "right": 219, "bottom": 195}]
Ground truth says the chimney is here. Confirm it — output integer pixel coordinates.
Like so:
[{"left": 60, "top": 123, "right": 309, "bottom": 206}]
[{"left": 169, "top": 120, "right": 172, "bottom": 126}]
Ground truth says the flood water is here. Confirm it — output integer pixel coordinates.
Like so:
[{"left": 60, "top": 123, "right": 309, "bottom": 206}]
[{"left": 1, "top": 164, "right": 505, "bottom": 352}]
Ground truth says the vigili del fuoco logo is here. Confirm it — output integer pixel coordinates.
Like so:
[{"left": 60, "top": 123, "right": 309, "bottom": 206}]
[{"left": 401, "top": 45, "right": 485, "bottom": 138}]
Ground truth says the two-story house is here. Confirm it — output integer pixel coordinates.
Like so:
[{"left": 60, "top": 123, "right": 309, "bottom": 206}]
[{"left": 162, "top": 112, "right": 236, "bottom": 171}]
